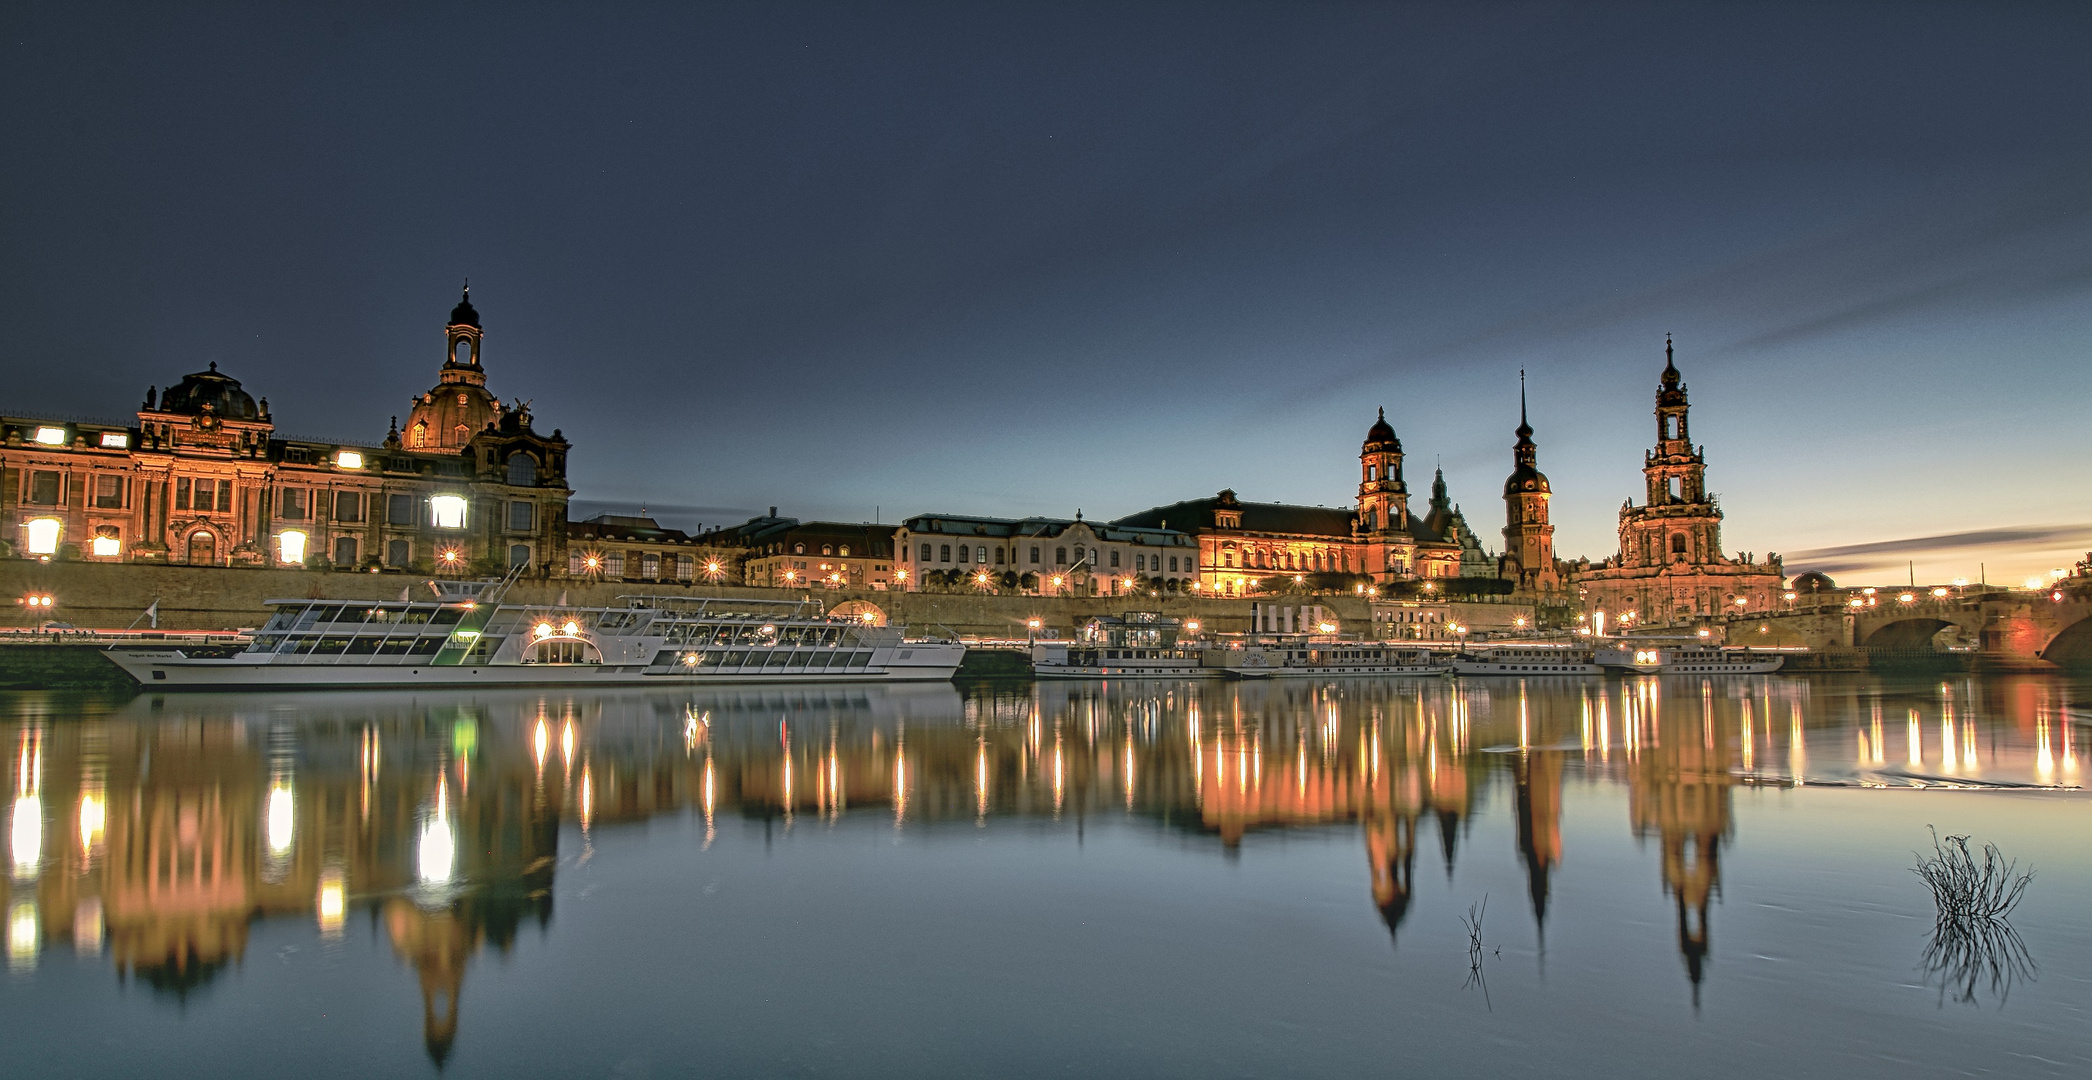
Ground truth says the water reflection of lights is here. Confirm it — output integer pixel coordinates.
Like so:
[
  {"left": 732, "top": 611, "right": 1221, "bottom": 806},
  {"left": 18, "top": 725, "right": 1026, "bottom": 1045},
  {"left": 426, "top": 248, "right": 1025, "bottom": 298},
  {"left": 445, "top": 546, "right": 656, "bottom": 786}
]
[
  {"left": 561, "top": 721, "right": 576, "bottom": 768},
  {"left": 579, "top": 767, "right": 595, "bottom": 828},
  {"left": 79, "top": 791, "right": 105, "bottom": 852},
  {"left": 267, "top": 784, "right": 296, "bottom": 856},
  {"left": 534, "top": 719, "right": 550, "bottom": 770},
  {"left": 8, "top": 900, "right": 36, "bottom": 971},
  {"left": 419, "top": 781, "right": 456, "bottom": 887},
  {"left": 11, "top": 795, "right": 41, "bottom": 880},
  {"left": 892, "top": 738, "right": 908, "bottom": 827},
  {"left": 317, "top": 865, "right": 347, "bottom": 937}
]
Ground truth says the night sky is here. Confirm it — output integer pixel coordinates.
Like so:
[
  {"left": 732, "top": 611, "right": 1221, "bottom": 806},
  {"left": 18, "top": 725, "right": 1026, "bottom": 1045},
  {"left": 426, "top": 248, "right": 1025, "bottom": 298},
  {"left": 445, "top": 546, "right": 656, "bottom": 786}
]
[{"left": 4, "top": 2, "right": 2088, "bottom": 584}]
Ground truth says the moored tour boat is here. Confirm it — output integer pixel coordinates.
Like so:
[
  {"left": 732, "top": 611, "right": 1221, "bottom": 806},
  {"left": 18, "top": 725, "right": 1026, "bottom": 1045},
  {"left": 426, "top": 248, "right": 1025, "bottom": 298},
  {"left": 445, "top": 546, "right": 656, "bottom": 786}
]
[
  {"left": 1450, "top": 643, "right": 1602, "bottom": 677},
  {"left": 1592, "top": 641, "right": 1785, "bottom": 675},
  {"left": 104, "top": 583, "right": 965, "bottom": 690}
]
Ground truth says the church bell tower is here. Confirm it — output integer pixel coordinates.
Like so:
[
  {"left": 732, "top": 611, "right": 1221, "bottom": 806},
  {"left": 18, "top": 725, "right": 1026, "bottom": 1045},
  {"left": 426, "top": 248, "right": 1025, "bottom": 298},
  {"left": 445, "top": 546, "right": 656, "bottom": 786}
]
[{"left": 1500, "top": 372, "right": 1559, "bottom": 593}]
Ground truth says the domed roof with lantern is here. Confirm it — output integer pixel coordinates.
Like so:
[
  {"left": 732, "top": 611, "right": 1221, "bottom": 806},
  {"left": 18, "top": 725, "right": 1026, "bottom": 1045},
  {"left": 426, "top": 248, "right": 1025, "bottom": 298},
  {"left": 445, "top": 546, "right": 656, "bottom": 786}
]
[
  {"left": 156, "top": 362, "right": 262, "bottom": 421},
  {"left": 1362, "top": 408, "right": 1399, "bottom": 452}
]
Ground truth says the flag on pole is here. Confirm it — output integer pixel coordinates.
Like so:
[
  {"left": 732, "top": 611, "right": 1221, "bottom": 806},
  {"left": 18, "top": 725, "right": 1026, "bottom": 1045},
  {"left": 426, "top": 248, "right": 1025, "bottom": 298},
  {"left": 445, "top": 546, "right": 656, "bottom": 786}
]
[{"left": 144, "top": 600, "right": 158, "bottom": 629}]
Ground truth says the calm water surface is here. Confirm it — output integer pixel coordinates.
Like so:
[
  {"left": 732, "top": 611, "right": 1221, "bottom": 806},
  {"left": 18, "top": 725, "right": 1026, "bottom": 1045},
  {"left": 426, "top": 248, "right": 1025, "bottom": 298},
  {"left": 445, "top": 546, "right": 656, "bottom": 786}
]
[{"left": 2, "top": 674, "right": 2087, "bottom": 1078}]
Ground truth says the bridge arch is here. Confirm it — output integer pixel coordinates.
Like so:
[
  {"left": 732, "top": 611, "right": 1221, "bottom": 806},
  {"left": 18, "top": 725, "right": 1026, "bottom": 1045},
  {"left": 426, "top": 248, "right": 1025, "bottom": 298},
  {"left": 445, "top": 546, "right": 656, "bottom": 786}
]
[
  {"left": 2040, "top": 611, "right": 2092, "bottom": 668},
  {"left": 1860, "top": 618, "right": 1955, "bottom": 650}
]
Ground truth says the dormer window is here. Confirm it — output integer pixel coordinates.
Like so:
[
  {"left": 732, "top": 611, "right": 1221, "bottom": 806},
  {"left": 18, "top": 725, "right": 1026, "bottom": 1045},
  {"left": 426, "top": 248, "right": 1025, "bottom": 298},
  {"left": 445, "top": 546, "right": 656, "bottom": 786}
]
[
  {"left": 33, "top": 427, "right": 65, "bottom": 446},
  {"left": 99, "top": 431, "right": 129, "bottom": 449}
]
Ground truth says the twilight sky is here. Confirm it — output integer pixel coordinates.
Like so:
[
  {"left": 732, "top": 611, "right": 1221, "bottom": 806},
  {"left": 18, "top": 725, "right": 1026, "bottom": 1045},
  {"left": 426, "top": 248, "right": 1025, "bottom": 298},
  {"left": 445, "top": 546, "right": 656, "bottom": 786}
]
[{"left": 3, "top": 2, "right": 2088, "bottom": 584}]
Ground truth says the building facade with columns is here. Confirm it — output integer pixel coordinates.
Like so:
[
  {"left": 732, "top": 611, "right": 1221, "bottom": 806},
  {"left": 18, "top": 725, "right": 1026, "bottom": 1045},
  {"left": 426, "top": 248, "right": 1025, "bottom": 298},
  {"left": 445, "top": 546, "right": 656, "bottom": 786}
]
[
  {"left": 2, "top": 289, "right": 573, "bottom": 574},
  {"left": 1572, "top": 341, "right": 1783, "bottom": 625},
  {"left": 894, "top": 513, "right": 1197, "bottom": 595}
]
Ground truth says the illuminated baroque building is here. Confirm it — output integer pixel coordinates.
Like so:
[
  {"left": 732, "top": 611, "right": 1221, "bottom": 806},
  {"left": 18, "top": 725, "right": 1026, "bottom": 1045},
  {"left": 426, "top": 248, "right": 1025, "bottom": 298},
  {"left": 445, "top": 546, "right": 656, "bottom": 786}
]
[
  {"left": 0, "top": 289, "right": 572, "bottom": 573},
  {"left": 1573, "top": 340, "right": 1783, "bottom": 625},
  {"left": 1111, "top": 410, "right": 1468, "bottom": 597}
]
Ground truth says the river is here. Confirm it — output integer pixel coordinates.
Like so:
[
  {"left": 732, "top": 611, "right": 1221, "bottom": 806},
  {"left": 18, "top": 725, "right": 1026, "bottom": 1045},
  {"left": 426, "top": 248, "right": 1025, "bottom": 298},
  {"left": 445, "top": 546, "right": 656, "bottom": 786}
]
[{"left": 2, "top": 673, "right": 2086, "bottom": 1077}]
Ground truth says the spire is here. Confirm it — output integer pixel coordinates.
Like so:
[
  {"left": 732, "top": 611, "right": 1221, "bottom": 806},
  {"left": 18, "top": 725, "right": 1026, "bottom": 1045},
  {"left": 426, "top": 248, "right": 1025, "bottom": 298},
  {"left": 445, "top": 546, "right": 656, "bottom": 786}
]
[
  {"left": 449, "top": 281, "right": 481, "bottom": 329},
  {"left": 1661, "top": 334, "right": 1681, "bottom": 388},
  {"left": 1515, "top": 369, "right": 1533, "bottom": 443}
]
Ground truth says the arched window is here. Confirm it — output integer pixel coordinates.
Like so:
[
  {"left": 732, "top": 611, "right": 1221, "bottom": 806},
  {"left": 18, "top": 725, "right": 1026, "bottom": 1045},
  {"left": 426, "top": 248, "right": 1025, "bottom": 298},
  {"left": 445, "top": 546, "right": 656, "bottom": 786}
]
[
  {"left": 839, "top": 545, "right": 850, "bottom": 557},
  {"left": 794, "top": 543, "right": 806, "bottom": 554},
  {"left": 1030, "top": 546, "right": 1041, "bottom": 564},
  {"left": 507, "top": 454, "right": 536, "bottom": 486},
  {"left": 1670, "top": 533, "right": 1688, "bottom": 554},
  {"left": 939, "top": 545, "right": 951, "bottom": 562},
  {"left": 452, "top": 424, "right": 469, "bottom": 445},
  {"left": 410, "top": 422, "right": 427, "bottom": 448}
]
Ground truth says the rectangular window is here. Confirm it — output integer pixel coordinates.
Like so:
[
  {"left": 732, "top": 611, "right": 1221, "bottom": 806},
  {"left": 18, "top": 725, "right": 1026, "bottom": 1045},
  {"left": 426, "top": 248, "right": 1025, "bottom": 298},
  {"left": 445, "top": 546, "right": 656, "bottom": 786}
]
[
  {"left": 333, "top": 535, "right": 358, "bottom": 565},
  {"left": 508, "top": 500, "right": 535, "bottom": 532},
  {"left": 28, "top": 470, "right": 62, "bottom": 506},
  {"left": 91, "top": 525, "right": 121, "bottom": 558},
  {"left": 1135, "top": 554, "right": 1146, "bottom": 571},
  {"left": 94, "top": 474, "right": 124, "bottom": 509},
  {"left": 216, "top": 480, "right": 232, "bottom": 513},
  {"left": 386, "top": 539, "right": 410, "bottom": 566},
  {"left": 1169, "top": 557, "right": 1179, "bottom": 572},
  {"left": 334, "top": 491, "right": 363, "bottom": 522},
  {"left": 99, "top": 431, "right": 129, "bottom": 449},
  {"left": 1031, "top": 546, "right": 1040, "bottom": 564},
  {"left": 278, "top": 487, "right": 308, "bottom": 520},
  {"left": 174, "top": 476, "right": 190, "bottom": 510},
  {"left": 1110, "top": 551, "right": 1120, "bottom": 567},
  {"left": 939, "top": 545, "right": 951, "bottom": 562},
  {"left": 193, "top": 479, "right": 217, "bottom": 511},
  {"left": 430, "top": 495, "right": 466, "bottom": 529},
  {"left": 605, "top": 552, "right": 625, "bottom": 577},
  {"left": 919, "top": 543, "right": 932, "bottom": 563},
  {"left": 388, "top": 493, "right": 415, "bottom": 526}
]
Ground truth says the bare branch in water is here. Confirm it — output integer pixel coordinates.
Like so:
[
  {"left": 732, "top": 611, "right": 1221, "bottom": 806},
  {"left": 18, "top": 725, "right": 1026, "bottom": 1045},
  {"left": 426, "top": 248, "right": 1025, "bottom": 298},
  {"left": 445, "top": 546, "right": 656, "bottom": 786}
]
[
  {"left": 1460, "top": 894, "right": 1491, "bottom": 1010},
  {"left": 1913, "top": 827, "right": 2038, "bottom": 1007}
]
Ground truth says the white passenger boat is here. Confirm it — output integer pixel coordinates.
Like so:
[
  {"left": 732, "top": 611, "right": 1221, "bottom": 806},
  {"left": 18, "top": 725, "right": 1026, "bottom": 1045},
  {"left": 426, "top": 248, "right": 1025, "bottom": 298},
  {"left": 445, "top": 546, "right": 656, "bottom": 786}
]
[
  {"left": 1030, "top": 612, "right": 1219, "bottom": 679},
  {"left": 1201, "top": 637, "right": 1452, "bottom": 679},
  {"left": 1450, "top": 643, "right": 1602, "bottom": 676},
  {"left": 1592, "top": 642, "right": 1785, "bottom": 675},
  {"left": 104, "top": 583, "right": 965, "bottom": 689}
]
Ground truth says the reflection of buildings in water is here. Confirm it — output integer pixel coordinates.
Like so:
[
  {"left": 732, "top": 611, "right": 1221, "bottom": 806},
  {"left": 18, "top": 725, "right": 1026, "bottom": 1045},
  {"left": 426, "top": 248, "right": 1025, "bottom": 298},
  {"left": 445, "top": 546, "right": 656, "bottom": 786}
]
[
  {"left": 1625, "top": 679, "right": 1736, "bottom": 1006},
  {"left": 4, "top": 676, "right": 2082, "bottom": 1054}
]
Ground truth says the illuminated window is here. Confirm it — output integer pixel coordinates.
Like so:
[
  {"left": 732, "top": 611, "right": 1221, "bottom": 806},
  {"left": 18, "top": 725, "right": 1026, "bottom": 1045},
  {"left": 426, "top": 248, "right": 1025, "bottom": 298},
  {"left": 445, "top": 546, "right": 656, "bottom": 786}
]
[
  {"left": 334, "top": 450, "right": 363, "bottom": 470},
  {"left": 430, "top": 495, "right": 467, "bottom": 529},
  {"left": 33, "top": 427, "right": 66, "bottom": 446},
  {"left": 839, "top": 545, "right": 850, "bottom": 557},
  {"left": 278, "top": 530, "right": 308, "bottom": 564},
  {"left": 410, "top": 421, "right": 427, "bottom": 448},
  {"left": 24, "top": 518, "right": 61, "bottom": 555},
  {"left": 99, "top": 431, "right": 129, "bottom": 449},
  {"left": 90, "top": 527, "right": 120, "bottom": 558}
]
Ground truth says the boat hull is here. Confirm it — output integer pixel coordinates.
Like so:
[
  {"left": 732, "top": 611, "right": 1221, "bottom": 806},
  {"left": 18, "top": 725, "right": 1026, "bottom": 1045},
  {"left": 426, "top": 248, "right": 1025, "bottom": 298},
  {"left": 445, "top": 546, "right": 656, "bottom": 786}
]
[{"left": 104, "top": 647, "right": 965, "bottom": 690}]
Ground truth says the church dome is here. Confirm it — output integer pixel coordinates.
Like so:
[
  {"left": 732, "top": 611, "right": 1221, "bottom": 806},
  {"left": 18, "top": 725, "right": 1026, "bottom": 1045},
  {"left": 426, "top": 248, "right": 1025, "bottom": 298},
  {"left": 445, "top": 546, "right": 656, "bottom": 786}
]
[
  {"left": 159, "top": 363, "right": 261, "bottom": 421},
  {"left": 1503, "top": 464, "right": 1550, "bottom": 497},
  {"left": 1362, "top": 408, "right": 1398, "bottom": 451},
  {"left": 1790, "top": 570, "right": 1836, "bottom": 593}
]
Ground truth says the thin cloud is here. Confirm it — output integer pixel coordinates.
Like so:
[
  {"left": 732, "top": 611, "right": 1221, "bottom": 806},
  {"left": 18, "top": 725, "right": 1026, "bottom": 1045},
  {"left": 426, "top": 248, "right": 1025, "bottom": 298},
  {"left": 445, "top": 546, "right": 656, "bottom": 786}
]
[{"left": 1783, "top": 525, "right": 2092, "bottom": 575}]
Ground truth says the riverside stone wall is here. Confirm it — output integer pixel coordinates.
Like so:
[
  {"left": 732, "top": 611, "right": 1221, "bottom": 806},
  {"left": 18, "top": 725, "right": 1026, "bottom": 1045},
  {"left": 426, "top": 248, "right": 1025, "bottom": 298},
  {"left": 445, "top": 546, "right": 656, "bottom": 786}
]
[{"left": 0, "top": 561, "right": 1532, "bottom": 639}]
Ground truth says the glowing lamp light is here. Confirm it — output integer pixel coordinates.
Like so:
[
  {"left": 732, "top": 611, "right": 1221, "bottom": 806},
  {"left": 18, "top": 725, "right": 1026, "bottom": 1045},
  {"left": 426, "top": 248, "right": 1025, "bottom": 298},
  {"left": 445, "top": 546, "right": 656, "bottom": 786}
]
[
  {"left": 893, "top": 569, "right": 909, "bottom": 582},
  {"left": 24, "top": 518, "right": 61, "bottom": 556},
  {"left": 1930, "top": 587, "right": 1949, "bottom": 598},
  {"left": 1897, "top": 592, "right": 1916, "bottom": 604},
  {"left": 1697, "top": 628, "right": 1712, "bottom": 638},
  {"left": 2023, "top": 577, "right": 2044, "bottom": 590},
  {"left": 1849, "top": 598, "right": 1865, "bottom": 608},
  {"left": 783, "top": 570, "right": 798, "bottom": 583},
  {"left": 277, "top": 530, "right": 307, "bottom": 564},
  {"left": 1952, "top": 578, "right": 1968, "bottom": 588},
  {"left": 1734, "top": 597, "right": 1749, "bottom": 607},
  {"left": 333, "top": 450, "right": 363, "bottom": 470},
  {"left": 533, "top": 622, "right": 554, "bottom": 639},
  {"left": 440, "top": 547, "right": 464, "bottom": 566},
  {"left": 1783, "top": 591, "right": 1797, "bottom": 601},
  {"left": 1514, "top": 616, "right": 1527, "bottom": 628},
  {"left": 1183, "top": 620, "right": 1200, "bottom": 633},
  {"left": 32, "top": 427, "right": 65, "bottom": 446},
  {"left": 704, "top": 560, "right": 724, "bottom": 580},
  {"left": 682, "top": 653, "right": 701, "bottom": 666},
  {"left": 1026, "top": 618, "right": 1042, "bottom": 630},
  {"left": 1318, "top": 622, "right": 1337, "bottom": 634},
  {"left": 430, "top": 495, "right": 467, "bottom": 529},
  {"left": 561, "top": 620, "right": 579, "bottom": 635}
]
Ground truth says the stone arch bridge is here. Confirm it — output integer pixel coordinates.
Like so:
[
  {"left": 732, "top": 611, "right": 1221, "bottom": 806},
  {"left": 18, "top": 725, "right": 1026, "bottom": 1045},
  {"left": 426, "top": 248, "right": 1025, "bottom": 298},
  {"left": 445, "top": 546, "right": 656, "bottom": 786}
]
[{"left": 1741, "top": 592, "right": 2092, "bottom": 669}]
